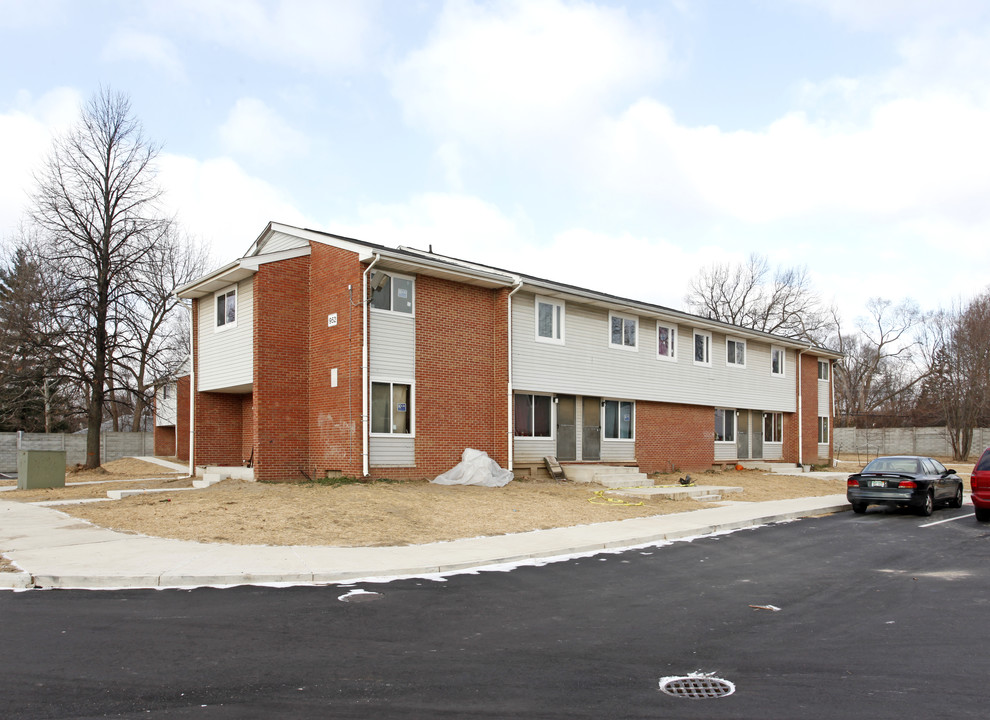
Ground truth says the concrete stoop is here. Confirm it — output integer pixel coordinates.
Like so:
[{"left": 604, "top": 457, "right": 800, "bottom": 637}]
[
  {"left": 609, "top": 485, "right": 744, "bottom": 502},
  {"left": 194, "top": 466, "right": 255, "bottom": 482},
  {"left": 562, "top": 465, "right": 651, "bottom": 488}
]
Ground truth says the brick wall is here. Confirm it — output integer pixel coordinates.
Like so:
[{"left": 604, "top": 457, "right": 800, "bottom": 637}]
[
  {"left": 154, "top": 425, "right": 176, "bottom": 456},
  {"left": 636, "top": 401, "right": 715, "bottom": 473},
  {"left": 253, "top": 255, "right": 311, "bottom": 482},
  {"left": 176, "top": 375, "right": 190, "bottom": 461},
  {"left": 308, "top": 243, "right": 365, "bottom": 478},
  {"left": 194, "top": 391, "right": 246, "bottom": 466}
]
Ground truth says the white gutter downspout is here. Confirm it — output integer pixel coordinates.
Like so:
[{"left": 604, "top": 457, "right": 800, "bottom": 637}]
[
  {"left": 506, "top": 278, "right": 524, "bottom": 471},
  {"left": 362, "top": 254, "right": 381, "bottom": 478},
  {"left": 185, "top": 299, "right": 195, "bottom": 477},
  {"left": 797, "top": 349, "right": 805, "bottom": 469},
  {"left": 830, "top": 359, "right": 836, "bottom": 466}
]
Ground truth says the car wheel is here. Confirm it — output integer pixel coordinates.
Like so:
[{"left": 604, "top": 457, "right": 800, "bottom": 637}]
[
  {"left": 917, "top": 491, "right": 934, "bottom": 517},
  {"left": 851, "top": 502, "right": 868, "bottom": 514},
  {"left": 976, "top": 507, "right": 990, "bottom": 522},
  {"left": 951, "top": 485, "right": 964, "bottom": 509}
]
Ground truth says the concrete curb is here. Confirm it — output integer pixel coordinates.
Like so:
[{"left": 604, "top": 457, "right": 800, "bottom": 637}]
[{"left": 0, "top": 572, "right": 32, "bottom": 589}]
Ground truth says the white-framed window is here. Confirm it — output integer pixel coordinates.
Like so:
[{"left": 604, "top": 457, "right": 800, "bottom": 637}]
[
  {"left": 764, "top": 412, "right": 783, "bottom": 443},
  {"left": 656, "top": 321, "right": 677, "bottom": 361},
  {"left": 771, "top": 346, "right": 786, "bottom": 377},
  {"left": 371, "top": 381, "right": 413, "bottom": 435},
  {"left": 535, "top": 296, "right": 565, "bottom": 345},
  {"left": 370, "top": 272, "right": 415, "bottom": 315},
  {"left": 818, "top": 416, "right": 829, "bottom": 443},
  {"left": 818, "top": 360, "right": 829, "bottom": 381},
  {"left": 514, "top": 393, "right": 553, "bottom": 437},
  {"left": 715, "top": 408, "right": 735, "bottom": 442},
  {"left": 214, "top": 286, "right": 237, "bottom": 331},
  {"left": 726, "top": 338, "right": 746, "bottom": 368},
  {"left": 693, "top": 330, "right": 712, "bottom": 366},
  {"left": 603, "top": 400, "right": 634, "bottom": 440},
  {"left": 609, "top": 312, "right": 638, "bottom": 350}
]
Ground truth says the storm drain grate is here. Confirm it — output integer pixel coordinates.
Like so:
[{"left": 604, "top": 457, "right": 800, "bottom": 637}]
[{"left": 659, "top": 675, "right": 735, "bottom": 699}]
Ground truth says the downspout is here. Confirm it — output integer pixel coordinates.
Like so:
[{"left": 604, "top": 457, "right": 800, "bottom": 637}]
[
  {"left": 830, "top": 359, "right": 836, "bottom": 466},
  {"left": 185, "top": 299, "right": 195, "bottom": 477},
  {"left": 506, "top": 278, "right": 524, "bottom": 471},
  {"left": 362, "top": 254, "right": 381, "bottom": 478},
  {"left": 797, "top": 349, "right": 805, "bottom": 469}
]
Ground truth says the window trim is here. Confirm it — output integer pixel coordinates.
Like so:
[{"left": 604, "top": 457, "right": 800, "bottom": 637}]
[
  {"left": 817, "top": 416, "right": 829, "bottom": 444},
  {"left": 370, "top": 379, "right": 415, "bottom": 437},
  {"left": 602, "top": 399, "right": 635, "bottom": 441},
  {"left": 534, "top": 296, "right": 565, "bottom": 345},
  {"left": 656, "top": 321, "right": 677, "bottom": 362},
  {"left": 763, "top": 412, "right": 783, "bottom": 443},
  {"left": 369, "top": 271, "right": 416, "bottom": 316},
  {"left": 715, "top": 408, "right": 736, "bottom": 443},
  {"left": 726, "top": 337, "right": 747, "bottom": 369},
  {"left": 693, "top": 329, "right": 712, "bottom": 366},
  {"left": 608, "top": 312, "right": 638, "bottom": 351},
  {"left": 514, "top": 393, "right": 555, "bottom": 438},
  {"left": 770, "top": 346, "right": 786, "bottom": 377},
  {"left": 214, "top": 285, "right": 237, "bottom": 332},
  {"left": 818, "top": 360, "right": 830, "bottom": 381}
]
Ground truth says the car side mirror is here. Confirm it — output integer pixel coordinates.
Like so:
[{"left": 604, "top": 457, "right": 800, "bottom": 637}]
[{"left": 945, "top": 469, "right": 956, "bottom": 476}]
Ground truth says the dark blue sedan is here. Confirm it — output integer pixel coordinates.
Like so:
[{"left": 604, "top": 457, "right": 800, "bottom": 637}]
[{"left": 847, "top": 455, "right": 964, "bottom": 516}]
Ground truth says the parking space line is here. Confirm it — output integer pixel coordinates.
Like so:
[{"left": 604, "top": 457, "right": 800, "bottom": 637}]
[{"left": 919, "top": 514, "right": 973, "bottom": 528}]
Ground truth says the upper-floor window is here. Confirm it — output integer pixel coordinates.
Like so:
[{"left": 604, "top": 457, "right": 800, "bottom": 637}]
[
  {"left": 609, "top": 312, "right": 638, "bottom": 350},
  {"left": 514, "top": 393, "right": 553, "bottom": 437},
  {"left": 656, "top": 322, "right": 677, "bottom": 361},
  {"left": 535, "top": 297, "right": 565, "bottom": 345},
  {"left": 771, "top": 346, "right": 785, "bottom": 377},
  {"left": 715, "top": 408, "right": 735, "bottom": 442},
  {"left": 726, "top": 338, "right": 746, "bottom": 367},
  {"left": 370, "top": 272, "right": 414, "bottom": 315},
  {"left": 693, "top": 330, "right": 711, "bottom": 366},
  {"left": 215, "top": 286, "right": 237, "bottom": 330},
  {"left": 818, "top": 360, "right": 830, "bottom": 381},
  {"left": 603, "top": 400, "right": 634, "bottom": 439}
]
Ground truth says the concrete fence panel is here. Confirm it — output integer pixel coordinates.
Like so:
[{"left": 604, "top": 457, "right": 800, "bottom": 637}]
[
  {"left": 0, "top": 432, "right": 155, "bottom": 472},
  {"left": 835, "top": 427, "right": 990, "bottom": 461}
]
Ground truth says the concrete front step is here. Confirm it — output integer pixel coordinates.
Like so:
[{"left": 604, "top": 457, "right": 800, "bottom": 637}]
[
  {"left": 562, "top": 465, "right": 648, "bottom": 486},
  {"left": 608, "top": 484, "right": 743, "bottom": 502}
]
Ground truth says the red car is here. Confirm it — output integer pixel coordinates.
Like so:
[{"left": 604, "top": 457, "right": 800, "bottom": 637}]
[{"left": 972, "top": 447, "right": 990, "bottom": 522}]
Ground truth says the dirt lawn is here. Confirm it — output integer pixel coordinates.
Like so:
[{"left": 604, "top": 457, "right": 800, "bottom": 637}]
[{"left": 1, "top": 458, "right": 850, "bottom": 551}]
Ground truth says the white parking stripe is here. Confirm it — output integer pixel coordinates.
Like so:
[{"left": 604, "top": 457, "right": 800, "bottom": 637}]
[{"left": 919, "top": 514, "right": 973, "bottom": 528}]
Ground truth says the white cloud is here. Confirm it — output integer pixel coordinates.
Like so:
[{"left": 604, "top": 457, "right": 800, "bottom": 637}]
[
  {"left": 101, "top": 30, "right": 184, "bottom": 80},
  {"left": 218, "top": 98, "right": 309, "bottom": 164},
  {"left": 156, "top": 0, "right": 379, "bottom": 73},
  {"left": 391, "top": 0, "right": 666, "bottom": 148},
  {"left": 782, "top": 0, "right": 989, "bottom": 30}
]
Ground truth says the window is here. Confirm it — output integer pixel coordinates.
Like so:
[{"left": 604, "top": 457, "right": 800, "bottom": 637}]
[
  {"left": 163, "top": 383, "right": 172, "bottom": 400},
  {"left": 535, "top": 297, "right": 564, "bottom": 344},
  {"left": 609, "top": 312, "right": 638, "bottom": 350},
  {"left": 370, "top": 272, "right": 414, "bottom": 314},
  {"left": 514, "top": 394, "right": 552, "bottom": 437},
  {"left": 603, "top": 400, "right": 634, "bottom": 439},
  {"left": 771, "top": 346, "right": 785, "bottom": 377},
  {"left": 215, "top": 287, "right": 236, "bottom": 330},
  {"left": 656, "top": 322, "right": 677, "bottom": 360},
  {"left": 371, "top": 382, "right": 413, "bottom": 434},
  {"left": 763, "top": 412, "right": 783, "bottom": 443},
  {"left": 818, "top": 360, "right": 829, "bottom": 381},
  {"left": 817, "top": 416, "right": 829, "bottom": 443},
  {"left": 715, "top": 408, "right": 735, "bottom": 442},
  {"left": 693, "top": 330, "right": 711, "bottom": 366},
  {"left": 726, "top": 338, "right": 746, "bottom": 367}
]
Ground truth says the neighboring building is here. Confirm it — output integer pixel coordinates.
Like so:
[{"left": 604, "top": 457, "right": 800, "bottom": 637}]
[
  {"left": 153, "top": 360, "right": 190, "bottom": 461},
  {"left": 174, "top": 222, "right": 840, "bottom": 482}
]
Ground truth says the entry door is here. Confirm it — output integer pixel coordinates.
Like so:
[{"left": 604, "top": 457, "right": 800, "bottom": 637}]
[
  {"left": 751, "top": 411, "right": 763, "bottom": 460},
  {"left": 736, "top": 410, "right": 750, "bottom": 460},
  {"left": 556, "top": 395, "right": 576, "bottom": 461},
  {"left": 581, "top": 396, "right": 601, "bottom": 461}
]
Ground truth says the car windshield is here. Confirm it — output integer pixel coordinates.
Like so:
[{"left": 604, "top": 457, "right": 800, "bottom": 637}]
[{"left": 864, "top": 458, "right": 921, "bottom": 474}]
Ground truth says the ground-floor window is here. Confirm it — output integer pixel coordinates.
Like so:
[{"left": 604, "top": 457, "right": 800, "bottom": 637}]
[
  {"left": 371, "top": 382, "right": 413, "bottom": 434},
  {"left": 818, "top": 416, "right": 829, "bottom": 443},
  {"left": 603, "top": 400, "right": 634, "bottom": 439},
  {"left": 715, "top": 408, "right": 735, "bottom": 442},
  {"left": 764, "top": 412, "right": 783, "bottom": 443},
  {"left": 515, "top": 393, "right": 552, "bottom": 437}
]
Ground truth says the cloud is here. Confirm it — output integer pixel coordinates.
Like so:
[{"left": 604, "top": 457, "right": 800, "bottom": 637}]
[
  {"left": 101, "top": 30, "right": 185, "bottom": 80},
  {"left": 155, "top": 0, "right": 380, "bottom": 73},
  {"left": 218, "top": 98, "right": 309, "bottom": 164},
  {"left": 390, "top": 0, "right": 667, "bottom": 149},
  {"left": 782, "top": 0, "right": 990, "bottom": 31}
]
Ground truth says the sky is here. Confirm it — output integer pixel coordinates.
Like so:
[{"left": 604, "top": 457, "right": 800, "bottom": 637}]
[{"left": 2, "top": 0, "right": 989, "bottom": 332}]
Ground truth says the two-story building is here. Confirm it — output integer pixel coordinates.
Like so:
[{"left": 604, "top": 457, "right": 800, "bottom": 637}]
[{"left": 174, "top": 222, "right": 840, "bottom": 482}]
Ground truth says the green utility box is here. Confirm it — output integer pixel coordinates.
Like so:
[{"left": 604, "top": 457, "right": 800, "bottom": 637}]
[{"left": 17, "top": 450, "right": 66, "bottom": 490}]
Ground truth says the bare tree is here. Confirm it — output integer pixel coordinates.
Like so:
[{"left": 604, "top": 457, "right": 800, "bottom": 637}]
[
  {"left": 30, "top": 88, "right": 170, "bottom": 468},
  {"left": 684, "top": 253, "right": 835, "bottom": 344}
]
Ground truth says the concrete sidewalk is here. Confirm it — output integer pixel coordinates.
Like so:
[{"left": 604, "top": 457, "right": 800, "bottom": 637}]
[{"left": 0, "top": 494, "right": 849, "bottom": 591}]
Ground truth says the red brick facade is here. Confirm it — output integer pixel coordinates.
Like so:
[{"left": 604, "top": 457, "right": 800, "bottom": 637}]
[
  {"left": 153, "top": 375, "right": 191, "bottom": 460},
  {"left": 635, "top": 401, "right": 715, "bottom": 472}
]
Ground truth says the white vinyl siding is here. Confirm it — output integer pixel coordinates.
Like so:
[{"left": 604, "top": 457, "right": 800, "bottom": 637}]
[
  {"left": 714, "top": 443, "right": 737, "bottom": 461},
  {"left": 511, "top": 293, "right": 797, "bottom": 412},
  {"left": 198, "top": 277, "right": 253, "bottom": 391},
  {"left": 155, "top": 385, "right": 177, "bottom": 426},
  {"left": 818, "top": 366, "right": 831, "bottom": 418},
  {"left": 763, "top": 443, "right": 783, "bottom": 461},
  {"left": 370, "top": 437, "right": 415, "bottom": 467},
  {"left": 369, "top": 311, "right": 416, "bottom": 468},
  {"left": 258, "top": 230, "right": 310, "bottom": 254},
  {"left": 601, "top": 439, "right": 636, "bottom": 463},
  {"left": 513, "top": 436, "right": 557, "bottom": 464}
]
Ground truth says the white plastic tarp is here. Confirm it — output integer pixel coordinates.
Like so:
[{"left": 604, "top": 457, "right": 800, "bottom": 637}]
[{"left": 431, "top": 448, "right": 514, "bottom": 487}]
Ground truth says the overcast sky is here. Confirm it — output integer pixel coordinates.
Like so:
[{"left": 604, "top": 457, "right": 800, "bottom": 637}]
[{"left": 2, "top": 0, "right": 988, "bottom": 330}]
